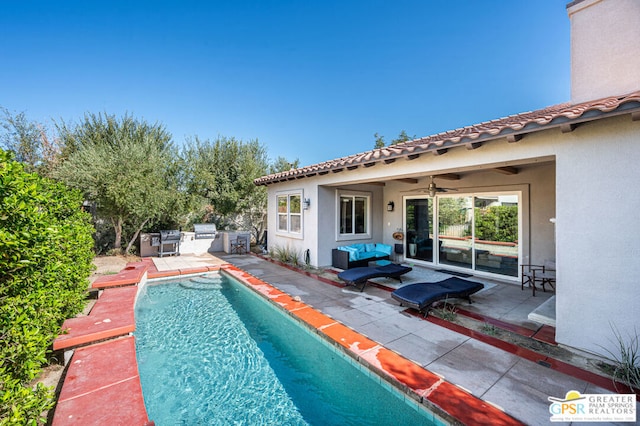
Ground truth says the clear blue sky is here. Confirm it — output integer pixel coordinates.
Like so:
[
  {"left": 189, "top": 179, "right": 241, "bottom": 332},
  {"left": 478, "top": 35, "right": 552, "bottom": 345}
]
[{"left": 1, "top": 1, "right": 571, "bottom": 167}]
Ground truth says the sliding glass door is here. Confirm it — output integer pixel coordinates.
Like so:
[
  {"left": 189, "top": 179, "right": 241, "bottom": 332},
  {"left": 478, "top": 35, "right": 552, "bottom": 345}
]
[
  {"left": 405, "top": 198, "right": 434, "bottom": 262},
  {"left": 438, "top": 196, "right": 474, "bottom": 270},
  {"left": 473, "top": 195, "right": 519, "bottom": 277},
  {"left": 404, "top": 192, "right": 520, "bottom": 278}
]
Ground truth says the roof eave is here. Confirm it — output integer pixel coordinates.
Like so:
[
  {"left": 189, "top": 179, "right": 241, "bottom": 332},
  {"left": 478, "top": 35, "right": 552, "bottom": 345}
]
[{"left": 254, "top": 92, "right": 640, "bottom": 186}]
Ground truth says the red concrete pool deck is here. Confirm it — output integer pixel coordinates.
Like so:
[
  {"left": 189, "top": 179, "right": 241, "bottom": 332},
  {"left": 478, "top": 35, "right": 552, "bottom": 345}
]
[
  {"left": 53, "top": 286, "right": 138, "bottom": 351},
  {"left": 91, "top": 261, "right": 150, "bottom": 289},
  {"left": 53, "top": 336, "right": 152, "bottom": 426}
]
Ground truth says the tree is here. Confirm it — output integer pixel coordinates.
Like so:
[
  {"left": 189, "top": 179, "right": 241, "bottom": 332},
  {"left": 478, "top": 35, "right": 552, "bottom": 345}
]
[
  {"left": 55, "top": 113, "right": 182, "bottom": 253},
  {"left": 269, "top": 156, "right": 300, "bottom": 174},
  {"left": 373, "top": 132, "right": 385, "bottom": 149},
  {"left": 183, "top": 136, "right": 271, "bottom": 241},
  {"left": 390, "top": 130, "right": 414, "bottom": 145},
  {"left": 372, "top": 130, "right": 415, "bottom": 147},
  {"left": 0, "top": 107, "right": 60, "bottom": 176}
]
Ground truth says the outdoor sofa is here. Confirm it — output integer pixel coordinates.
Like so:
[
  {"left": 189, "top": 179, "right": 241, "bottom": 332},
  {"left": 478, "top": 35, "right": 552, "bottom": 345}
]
[{"left": 331, "top": 243, "right": 392, "bottom": 269}]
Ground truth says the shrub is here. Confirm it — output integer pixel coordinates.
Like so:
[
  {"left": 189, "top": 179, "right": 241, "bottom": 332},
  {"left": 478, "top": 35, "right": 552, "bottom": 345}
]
[
  {"left": 603, "top": 325, "right": 640, "bottom": 393},
  {"left": 0, "top": 150, "right": 95, "bottom": 424},
  {"left": 475, "top": 205, "right": 518, "bottom": 243},
  {"left": 270, "top": 244, "right": 301, "bottom": 266}
]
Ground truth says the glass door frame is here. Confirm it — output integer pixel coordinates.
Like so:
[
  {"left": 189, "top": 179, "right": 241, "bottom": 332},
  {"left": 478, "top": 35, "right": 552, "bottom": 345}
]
[
  {"left": 403, "top": 195, "right": 435, "bottom": 264},
  {"left": 402, "top": 190, "right": 524, "bottom": 280}
]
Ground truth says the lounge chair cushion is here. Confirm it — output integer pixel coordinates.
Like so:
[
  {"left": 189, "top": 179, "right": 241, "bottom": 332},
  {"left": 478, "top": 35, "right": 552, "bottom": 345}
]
[
  {"left": 391, "top": 277, "right": 484, "bottom": 313},
  {"left": 338, "top": 264, "right": 413, "bottom": 291}
]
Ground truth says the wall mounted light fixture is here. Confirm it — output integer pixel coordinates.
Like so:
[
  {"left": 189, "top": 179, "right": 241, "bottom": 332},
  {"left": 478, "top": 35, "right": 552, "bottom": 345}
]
[
  {"left": 387, "top": 201, "right": 394, "bottom": 212},
  {"left": 303, "top": 198, "right": 311, "bottom": 210}
]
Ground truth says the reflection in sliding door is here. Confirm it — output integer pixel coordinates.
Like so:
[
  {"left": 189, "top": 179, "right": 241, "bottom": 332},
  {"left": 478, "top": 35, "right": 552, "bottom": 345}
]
[
  {"left": 474, "top": 195, "right": 519, "bottom": 277},
  {"left": 405, "top": 198, "right": 433, "bottom": 262},
  {"left": 438, "top": 196, "right": 473, "bottom": 269}
]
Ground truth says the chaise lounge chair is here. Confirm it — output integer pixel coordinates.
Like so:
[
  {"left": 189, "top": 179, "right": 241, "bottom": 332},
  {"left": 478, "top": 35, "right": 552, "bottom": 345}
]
[
  {"left": 391, "top": 277, "right": 484, "bottom": 316},
  {"left": 338, "top": 264, "right": 413, "bottom": 291}
]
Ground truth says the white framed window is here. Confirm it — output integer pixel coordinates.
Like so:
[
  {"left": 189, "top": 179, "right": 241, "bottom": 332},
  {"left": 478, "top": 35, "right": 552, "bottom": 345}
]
[
  {"left": 337, "top": 191, "right": 371, "bottom": 239},
  {"left": 277, "top": 192, "right": 302, "bottom": 235}
]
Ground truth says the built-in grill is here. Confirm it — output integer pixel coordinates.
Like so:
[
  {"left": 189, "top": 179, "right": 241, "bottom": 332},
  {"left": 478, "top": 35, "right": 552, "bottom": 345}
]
[
  {"left": 159, "top": 230, "right": 181, "bottom": 257},
  {"left": 193, "top": 223, "right": 217, "bottom": 240}
]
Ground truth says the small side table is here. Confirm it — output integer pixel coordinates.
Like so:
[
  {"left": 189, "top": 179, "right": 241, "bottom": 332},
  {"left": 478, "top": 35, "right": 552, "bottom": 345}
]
[{"left": 368, "top": 259, "right": 393, "bottom": 268}]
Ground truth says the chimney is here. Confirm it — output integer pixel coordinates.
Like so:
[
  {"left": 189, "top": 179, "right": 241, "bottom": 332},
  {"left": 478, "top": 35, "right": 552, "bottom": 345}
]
[{"left": 567, "top": 0, "right": 640, "bottom": 103}]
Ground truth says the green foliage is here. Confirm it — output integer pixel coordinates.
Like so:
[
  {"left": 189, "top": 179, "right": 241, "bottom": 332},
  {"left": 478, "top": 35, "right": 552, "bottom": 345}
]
[
  {"left": 434, "top": 301, "right": 457, "bottom": 321},
  {"left": 0, "top": 108, "right": 60, "bottom": 177},
  {"left": 481, "top": 323, "right": 499, "bottom": 336},
  {"left": 0, "top": 149, "right": 94, "bottom": 423},
  {"left": 474, "top": 205, "right": 518, "bottom": 242},
  {"left": 183, "top": 136, "right": 270, "bottom": 241},
  {"left": 373, "top": 130, "right": 415, "bottom": 148},
  {"left": 269, "top": 156, "right": 300, "bottom": 174},
  {"left": 4, "top": 109, "right": 290, "bottom": 254},
  {"left": 55, "top": 113, "right": 184, "bottom": 252},
  {"left": 269, "top": 244, "right": 301, "bottom": 266},
  {"left": 390, "top": 130, "right": 414, "bottom": 145},
  {"left": 1, "top": 378, "right": 54, "bottom": 426},
  {"left": 603, "top": 325, "right": 640, "bottom": 392},
  {"left": 373, "top": 132, "right": 385, "bottom": 149},
  {"left": 438, "top": 198, "right": 469, "bottom": 228}
]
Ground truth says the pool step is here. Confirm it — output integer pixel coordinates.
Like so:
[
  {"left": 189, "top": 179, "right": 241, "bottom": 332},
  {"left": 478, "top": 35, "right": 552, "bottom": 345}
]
[{"left": 179, "top": 276, "right": 223, "bottom": 290}]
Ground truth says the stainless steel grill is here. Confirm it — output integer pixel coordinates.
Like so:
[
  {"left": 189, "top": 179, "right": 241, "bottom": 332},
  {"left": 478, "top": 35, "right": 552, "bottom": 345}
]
[
  {"left": 193, "top": 223, "right": 217, "bottom": 240},
  {"left": 159, "top": 230, "right": 181, "bottom": 257}
]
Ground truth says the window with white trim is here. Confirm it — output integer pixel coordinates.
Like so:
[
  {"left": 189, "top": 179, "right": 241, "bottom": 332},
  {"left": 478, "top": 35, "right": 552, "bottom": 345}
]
[
  {"left": 277, "top": 193, "right": 301, "bottom": 234},
  {"left": 338, "top": 193, "right": 370, "bottom": 236}
]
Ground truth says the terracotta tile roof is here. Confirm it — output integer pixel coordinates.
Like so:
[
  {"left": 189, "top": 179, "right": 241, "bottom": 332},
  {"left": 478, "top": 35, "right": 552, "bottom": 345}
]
[{"left": 255, "top": 91, "right": 640, "bottom": 186}]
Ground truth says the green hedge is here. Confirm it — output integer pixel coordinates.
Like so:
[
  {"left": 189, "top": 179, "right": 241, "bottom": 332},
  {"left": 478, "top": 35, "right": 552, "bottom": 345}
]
[
  {"left": 0, "top": 150, "right": 94, "bottom": 424},
  {"left": 475, "top": 205, "right": 518, "bottom": 243}
]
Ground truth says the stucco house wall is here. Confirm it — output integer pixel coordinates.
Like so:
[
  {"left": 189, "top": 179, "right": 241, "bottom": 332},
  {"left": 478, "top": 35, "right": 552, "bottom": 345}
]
[
  {"left": 570, "top": 0, "right": 640, "bottom": 103},
  {"left": 267, "top": 182, "right": 313, "bottom": 261},
  {"left": 555, "top": 115, "right": 640, "bottom": 355}
]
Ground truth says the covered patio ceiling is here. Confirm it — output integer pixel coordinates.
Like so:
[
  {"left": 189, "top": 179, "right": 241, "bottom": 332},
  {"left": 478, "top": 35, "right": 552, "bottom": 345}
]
[{"left": 322, "top": 157, "right": 556, "bottom": 189}]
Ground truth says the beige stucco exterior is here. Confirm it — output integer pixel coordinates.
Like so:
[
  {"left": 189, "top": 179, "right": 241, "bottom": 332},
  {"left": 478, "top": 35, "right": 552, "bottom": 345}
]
[
  {"left": 569, "top": 0, "right": 640, "bottom": 103},
  {"left": 554, "top": 115, "right": 640, "bottom": 354}
]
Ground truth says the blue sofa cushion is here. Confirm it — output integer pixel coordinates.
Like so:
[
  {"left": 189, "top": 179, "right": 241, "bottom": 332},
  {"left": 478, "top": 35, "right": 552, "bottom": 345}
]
[
  {"left": 352, "top": 243, "right": 366, "bottom": 253},
  {"left": 337, "top": 243, "right": 392, "bottom": 262},
  {"left": 338, "top": 245, "right": 359, "bottom": 261},
  {"left": 376, "top": 243, "right": 392, "bottom": 255},
  {"left": 358, "top": 251, "right": 378, "bottom": 260}
]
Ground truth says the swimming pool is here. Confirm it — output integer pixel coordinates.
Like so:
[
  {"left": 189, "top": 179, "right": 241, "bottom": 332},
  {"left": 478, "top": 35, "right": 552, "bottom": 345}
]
[{"left": 135, "top": 273, "right": 442, "bottom": 425}]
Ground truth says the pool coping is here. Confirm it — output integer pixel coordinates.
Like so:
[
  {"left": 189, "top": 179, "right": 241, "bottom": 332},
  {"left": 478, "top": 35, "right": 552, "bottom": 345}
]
[{"left": 53, "top": 260, "right": 523, "bottom": 426}]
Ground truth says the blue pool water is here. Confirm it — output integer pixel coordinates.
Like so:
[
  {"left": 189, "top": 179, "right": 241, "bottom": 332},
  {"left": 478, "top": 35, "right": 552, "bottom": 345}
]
[{"left": 135, "top": 273, "right": 439, "bottom": 425}]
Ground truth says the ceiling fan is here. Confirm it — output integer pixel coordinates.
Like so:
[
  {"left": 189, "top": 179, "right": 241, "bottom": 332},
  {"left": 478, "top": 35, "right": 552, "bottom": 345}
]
[{"left": 401, "top": 176, "right": 457, "bottom": 197}]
